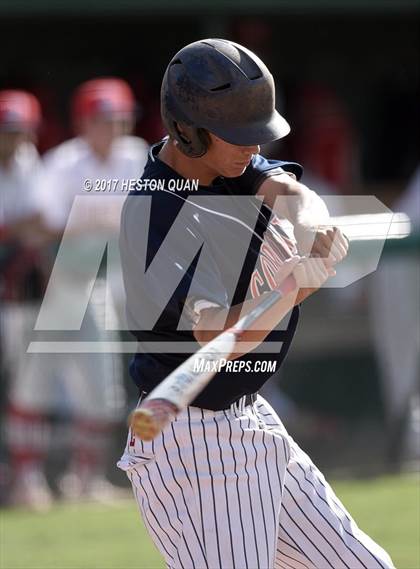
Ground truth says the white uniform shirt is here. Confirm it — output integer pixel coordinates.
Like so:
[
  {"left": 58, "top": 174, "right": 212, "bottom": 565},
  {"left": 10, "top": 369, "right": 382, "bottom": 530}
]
[
  {"left": 40, "top": 135, "right": 148, "bottom": 231},
  {"left": 0, "top": 142, "right": 43, "bottom": 227},
  {"left": 37, "top": 135, "right": 149, "bottom": 325}
]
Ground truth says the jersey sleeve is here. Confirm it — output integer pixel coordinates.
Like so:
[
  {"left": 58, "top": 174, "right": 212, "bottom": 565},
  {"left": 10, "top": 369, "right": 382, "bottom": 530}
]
[
  {"left": 231, "top": 154, "right": 303, "bottom": 195},
  {"left": 37, "top": 153, "right": 73, "bottom": 230},
  {"left": 167, "top": 239, "right": 230, "bottom": 328},
  {"left": 24, "top": 161, "right": 49, "bottom": 220},
  {"left": 8, "top": 143, "right": 46, "bottom": 222}
]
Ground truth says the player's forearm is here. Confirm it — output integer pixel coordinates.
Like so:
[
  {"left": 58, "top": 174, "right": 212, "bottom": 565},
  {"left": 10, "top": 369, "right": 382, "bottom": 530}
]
[
  {"left": 193, "top": 288, "right": 298, "bottom": 357},
  {"left": 257, "top": 173, "right": 330, "bottom": 227}
]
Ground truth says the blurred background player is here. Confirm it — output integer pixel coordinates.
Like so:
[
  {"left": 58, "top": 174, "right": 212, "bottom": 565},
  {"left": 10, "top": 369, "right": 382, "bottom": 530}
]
[
  {"left": 6, "top": 78, "right": 148, "bottom": 509},
  {"left": 0, "top": 90, "right": 49, "bottom": 508},
  {"left": 369, "top": 165, "right": 420, "bottom": 467}
]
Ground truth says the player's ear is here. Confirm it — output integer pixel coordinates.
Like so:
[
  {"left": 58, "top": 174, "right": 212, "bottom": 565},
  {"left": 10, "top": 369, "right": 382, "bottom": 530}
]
[
  {"left": 174, "top": 122, "right": 193, "bottom": 145},
  {"left": 174, "top": 123, "right": 209, "bottom": 145},
  {"left": 173, "top": 122, "right": 209, "bottom": 157},
  {"left": 198, "top": 129, "right": 210, "bottom": 148}
]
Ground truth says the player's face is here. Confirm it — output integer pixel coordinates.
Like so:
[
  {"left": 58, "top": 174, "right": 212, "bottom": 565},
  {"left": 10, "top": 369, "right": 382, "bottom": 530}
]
[
  {"left": 204, "top": 133, "right": 260, "bottom": 178},
  {"left": 80, "top": 114, "right": 134, "bottom": 155}
]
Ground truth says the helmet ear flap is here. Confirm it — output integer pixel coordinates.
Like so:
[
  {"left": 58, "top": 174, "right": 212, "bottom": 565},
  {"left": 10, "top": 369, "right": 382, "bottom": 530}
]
[{"left": 173, "top": 122, "right": 209, "bottom": 158}]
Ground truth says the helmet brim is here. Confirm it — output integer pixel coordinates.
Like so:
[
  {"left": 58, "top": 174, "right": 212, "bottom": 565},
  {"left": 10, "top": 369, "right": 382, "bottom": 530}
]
[{"left": 207, "top": 110, "right": 290, "bottom": 147}]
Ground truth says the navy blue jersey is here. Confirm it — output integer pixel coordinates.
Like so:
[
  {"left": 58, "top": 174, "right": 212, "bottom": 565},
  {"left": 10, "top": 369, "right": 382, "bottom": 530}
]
[{"left": 120, "top": 139, "right": 303, "bottom": 410}]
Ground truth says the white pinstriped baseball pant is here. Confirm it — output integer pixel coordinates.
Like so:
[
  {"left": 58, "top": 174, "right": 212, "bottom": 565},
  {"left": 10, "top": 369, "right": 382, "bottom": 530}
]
[{"left": 118, "top": 395, "right": 394, "bottom": 569}]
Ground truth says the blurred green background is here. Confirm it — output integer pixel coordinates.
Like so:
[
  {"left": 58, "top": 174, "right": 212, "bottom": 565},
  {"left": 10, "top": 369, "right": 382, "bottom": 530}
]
[{"left": 2, "top": 475, "right": 419, "bottom": 569}]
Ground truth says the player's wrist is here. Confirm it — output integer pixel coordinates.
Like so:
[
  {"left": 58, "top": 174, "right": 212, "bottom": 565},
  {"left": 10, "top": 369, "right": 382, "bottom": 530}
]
[{"left": 274, "top": 273, "right": 298, "bottom": 296}]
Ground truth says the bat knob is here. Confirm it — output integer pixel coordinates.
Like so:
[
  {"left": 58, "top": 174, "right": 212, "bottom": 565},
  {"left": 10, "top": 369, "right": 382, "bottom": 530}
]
[
  {"left": 128, "top": 399, "right": 179, "bottom": 442},
  {"left": 129, "top": 408, "right": 160, "bottom": 441}
]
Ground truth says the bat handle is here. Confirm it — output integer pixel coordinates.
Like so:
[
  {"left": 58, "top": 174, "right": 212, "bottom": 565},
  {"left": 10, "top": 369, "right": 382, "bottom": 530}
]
[{"left": 129, "top": 399, "right": 179, "bottom": 441}]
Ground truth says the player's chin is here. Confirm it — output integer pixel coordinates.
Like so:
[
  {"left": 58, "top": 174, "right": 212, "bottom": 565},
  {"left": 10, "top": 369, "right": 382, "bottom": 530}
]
[{"left": 225, "top": 162, "right": 249, "bottom": 177}]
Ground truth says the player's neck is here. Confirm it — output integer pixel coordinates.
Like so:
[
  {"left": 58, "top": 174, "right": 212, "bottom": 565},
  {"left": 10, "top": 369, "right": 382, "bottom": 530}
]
[{"left": 158, "top": 139, "right": 218, "bottom": 186}]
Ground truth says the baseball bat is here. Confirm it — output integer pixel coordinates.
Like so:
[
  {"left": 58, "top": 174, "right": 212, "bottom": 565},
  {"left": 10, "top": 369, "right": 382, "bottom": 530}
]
[
  {"left": 129, "top": 274, "right": 297, "bottom": 441},
  {"left": 326, "top": 212, "right": 410, "bottom": 241}
]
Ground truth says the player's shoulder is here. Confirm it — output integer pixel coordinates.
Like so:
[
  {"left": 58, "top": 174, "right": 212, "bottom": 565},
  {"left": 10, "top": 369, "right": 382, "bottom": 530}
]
[
  {"left": 42, "top": 137, "right": 88, "bottom": 170},
  {"left": 249, "top": 153, "right": 303, "bottom": 181},
  {"left": 226, "top": 153, "right": 303, "bottom": 196}
]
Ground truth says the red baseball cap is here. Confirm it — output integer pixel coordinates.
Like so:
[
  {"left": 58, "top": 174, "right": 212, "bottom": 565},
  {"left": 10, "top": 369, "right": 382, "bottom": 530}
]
[
  {"left": 0, "top": 90, "right": 41, "bottom": 131},
  {"left": 72, "top": 77, "right": 135, "bottom": 121}
]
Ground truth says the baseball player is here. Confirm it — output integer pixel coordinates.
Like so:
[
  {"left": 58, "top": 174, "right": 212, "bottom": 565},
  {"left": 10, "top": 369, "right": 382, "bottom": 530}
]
[
  {"left": 369, "top": 165, "right": 420, "bottom": 465},
  {"left": 7, "top": 78, "right": 148, "bottom": 505},
  {"left": 118, "top": 40, "right": 394, "bottom": 568},
  {"left": 0, "top": 90, "right": 52, "bottom": 509}
]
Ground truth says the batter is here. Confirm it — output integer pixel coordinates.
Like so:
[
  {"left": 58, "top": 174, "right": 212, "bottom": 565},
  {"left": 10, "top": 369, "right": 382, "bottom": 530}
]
[{"left": 118, "top": 39, "right": 394, "bottom": 569}]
